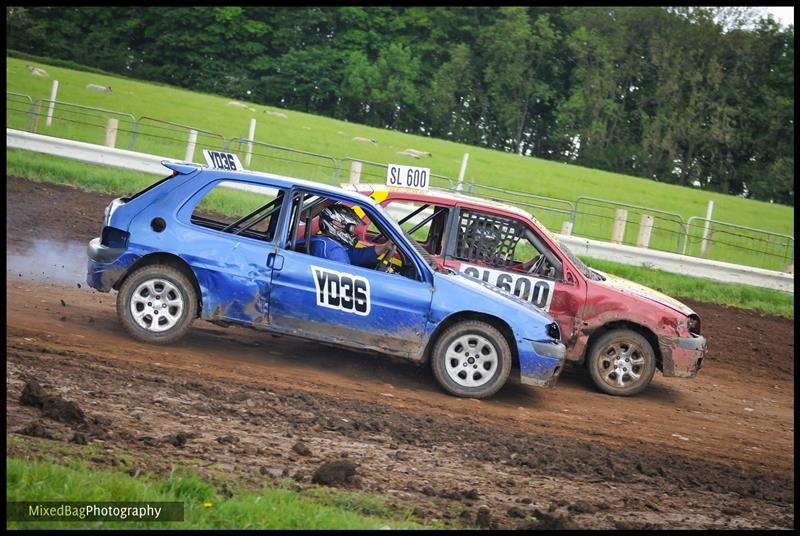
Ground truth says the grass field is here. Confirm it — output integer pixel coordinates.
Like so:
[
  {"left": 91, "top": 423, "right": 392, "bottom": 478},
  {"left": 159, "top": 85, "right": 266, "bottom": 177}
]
[
  {"left": 6, "top": 55, "right": 794, "bottom": 271},
  {"left": 6, "top": 436, "right": 432, "bottom": 530},
  {"left": 6, "top": 148, "right": 793, "bottom": 318}
]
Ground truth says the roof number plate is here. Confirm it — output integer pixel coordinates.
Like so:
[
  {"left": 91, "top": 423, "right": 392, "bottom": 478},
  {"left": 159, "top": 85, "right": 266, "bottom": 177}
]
[
  {"left": 203, "top": 150, "right": 243, "bottom": 172},
  {"left": 387, "top": 164, "right": 430, "bottom": 191}
]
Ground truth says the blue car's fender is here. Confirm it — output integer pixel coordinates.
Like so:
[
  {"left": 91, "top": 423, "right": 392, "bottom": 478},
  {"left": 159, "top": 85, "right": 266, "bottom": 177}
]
[{"left": 422, "top": 271, "right": 565, "bottom": 387}]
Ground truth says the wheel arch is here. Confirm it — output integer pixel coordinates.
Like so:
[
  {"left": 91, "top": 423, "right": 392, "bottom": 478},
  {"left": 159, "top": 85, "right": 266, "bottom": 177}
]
[
  {"left": 586, "top": 320, "right": 663, "bottom": 371},
  {"left": 113, "top": 252, "right": 203, "bottom": 317},
  {"left": 424, "top": 311, "right": 519, "bottom": 369}
]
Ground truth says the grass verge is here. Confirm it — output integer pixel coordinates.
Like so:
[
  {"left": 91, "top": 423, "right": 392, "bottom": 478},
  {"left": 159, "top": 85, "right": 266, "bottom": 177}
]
[
  {"left": 581, "top": 257, "right": 793, "bottom": 318},
  {"left": 6, "top": 435, "right": 432, "bottom": 530},
  {"left": 6, "top": 148, "right": 793, "bottom": 318}
]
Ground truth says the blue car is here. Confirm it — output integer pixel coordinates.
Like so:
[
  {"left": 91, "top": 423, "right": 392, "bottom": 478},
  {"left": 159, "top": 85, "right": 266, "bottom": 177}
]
[{"left": 86, "top": 156, "right": 565, "bottom": 398}]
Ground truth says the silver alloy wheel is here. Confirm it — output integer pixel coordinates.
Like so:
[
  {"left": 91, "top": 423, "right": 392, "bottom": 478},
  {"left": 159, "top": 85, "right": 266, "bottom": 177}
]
[
  {"left": 129, "top": 278, "right": 184, "bottom": 333},
  {"left": 595, "top": 340, "right": 646, "bottom": 389},
  {"left": 444, "top": 334, "right": 498, "bottom": 388}
]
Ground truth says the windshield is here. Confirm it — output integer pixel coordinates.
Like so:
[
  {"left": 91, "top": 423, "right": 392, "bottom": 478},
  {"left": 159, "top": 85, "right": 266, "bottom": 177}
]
[
  {"left": 554, "top": 238, "right": 605, "bottom": 281},
  {"left": 401, "top": 228, "right": 442, "bottom": 271}
]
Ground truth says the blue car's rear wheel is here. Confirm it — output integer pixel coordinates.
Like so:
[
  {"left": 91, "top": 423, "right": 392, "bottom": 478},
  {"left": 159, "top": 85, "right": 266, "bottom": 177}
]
[
  {"left": 431, "top": 320, "right": 511, "bottom": 399},
  {"left": 117, "top": 264, "right": 197, "bottom": 344}
]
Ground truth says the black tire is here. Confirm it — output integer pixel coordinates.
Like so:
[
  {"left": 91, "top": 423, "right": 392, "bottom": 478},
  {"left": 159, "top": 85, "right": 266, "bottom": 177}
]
[
  {"left": 430, "top": 320, "right": 512, "bottom": 399},
  {"left": 587, "top": 329, "right": 656, "bottom": 396},
  {"left": 116, "top": 264, "right": 197, "bottom": 345}
]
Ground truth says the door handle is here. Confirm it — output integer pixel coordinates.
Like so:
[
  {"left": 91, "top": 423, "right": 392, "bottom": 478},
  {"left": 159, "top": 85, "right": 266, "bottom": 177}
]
[{"left": 267, "top": 252, "right": 284, "bottom": 270}]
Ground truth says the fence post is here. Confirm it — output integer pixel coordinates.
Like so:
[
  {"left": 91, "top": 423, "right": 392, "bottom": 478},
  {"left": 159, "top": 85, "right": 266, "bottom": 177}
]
[
  {"left": 26, "top": 101, "right": 35, "bottom": 132},
  {"left": 560, "top": 221, "right": 573, "bottom": 236},
  {"left": 31, "top": 100, "right": 42, "bottom": 133},
  {"left": 700, "top": 200, "right": 714, "bottom": 257},
  {"left": 245, "top": 118, "right": 256, "bottom": 167},
  {"left": 349, "top": 161, "right": 362, "bottom": 185},
  {"left": 104, "top": 118, "right": 119, "bottom": 148},
  {"left": 636, "top": 214, "right": 654, "bottom": 248},
  {"left": 611, "top": 209, "right": 628, "bottom": 244},
  {"left": 127, "top": 117, "right": 138, "bottom": 150},
  {"left": 702, "top": 228, "right": 714, "bottom": 258},
  {"left": 456, "top": 153, "right": 469, "bottom": 191},
  {"left": 330, "top": 158, "right": 341, "bottom": 184},
  {"left": 185, "top": 129, "right": 198, "bottom": 162},
  {"left": 46, "top": 80, "right": 59, "bottom": 127}
]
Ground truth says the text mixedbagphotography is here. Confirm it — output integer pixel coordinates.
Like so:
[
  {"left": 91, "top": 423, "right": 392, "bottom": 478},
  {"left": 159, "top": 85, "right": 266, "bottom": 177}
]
[{"left": 7, "top": 502, "right": 184, "bottom": 522}]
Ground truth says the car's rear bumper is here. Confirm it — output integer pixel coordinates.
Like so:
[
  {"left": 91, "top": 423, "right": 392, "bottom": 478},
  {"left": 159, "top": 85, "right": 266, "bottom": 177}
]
[
  {"left": 519, "top": 340, "right": 566, "bottom": 388},
  {"left": 659, "top": 334, "right": 706, "bottom": 378},
  {"left": 86, "top": 237, "right": 135, "bottom": 292}
]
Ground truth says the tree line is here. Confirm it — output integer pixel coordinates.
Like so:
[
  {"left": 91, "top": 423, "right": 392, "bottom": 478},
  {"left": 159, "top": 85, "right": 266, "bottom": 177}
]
[{"left": 7, "top": 6, "right": 794, "bottom": 204}]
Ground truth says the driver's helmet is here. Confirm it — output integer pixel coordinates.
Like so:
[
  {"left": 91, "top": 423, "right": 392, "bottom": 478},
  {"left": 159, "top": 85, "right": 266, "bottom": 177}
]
[
  {"left": 465, "top": 220, "right": 500, "bottom": 263},
  {"left": 318, "top": 203, "right": 362, "bottom": 248}
]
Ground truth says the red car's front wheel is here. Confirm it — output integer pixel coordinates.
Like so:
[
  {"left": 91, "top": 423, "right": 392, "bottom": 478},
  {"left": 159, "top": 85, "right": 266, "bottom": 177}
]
[{"left": 587, "top": 329, "right": 656, "bottom": 396}]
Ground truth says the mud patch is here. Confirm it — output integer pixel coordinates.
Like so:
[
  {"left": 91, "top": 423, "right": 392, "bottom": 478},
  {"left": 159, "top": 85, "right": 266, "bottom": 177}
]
[
  {"left": 312, "top": 460, "right": 359, "bottom": 488},
  {"left": 164, "top": 432, "right": 197, "bottom": 448},
  {"left": 291, "top": 440, "right": 312, "bottom": 456},
  {"left": 20, "top": 380, "right": 85, "bottom": 425},
  {"left": 15, "top": 421, "right": 57, "bottom": 440}
]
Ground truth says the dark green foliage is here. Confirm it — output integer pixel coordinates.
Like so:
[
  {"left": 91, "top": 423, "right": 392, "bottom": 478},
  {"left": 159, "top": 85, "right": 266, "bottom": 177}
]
[{"left": 6, "top": 6, "right": 794, "bottom": 204}]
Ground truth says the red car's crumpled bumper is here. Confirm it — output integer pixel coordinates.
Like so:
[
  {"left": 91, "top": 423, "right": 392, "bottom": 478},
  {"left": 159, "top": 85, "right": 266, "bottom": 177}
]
[{"left": 659, "top": 334, "right": 706, "bottom": 378}]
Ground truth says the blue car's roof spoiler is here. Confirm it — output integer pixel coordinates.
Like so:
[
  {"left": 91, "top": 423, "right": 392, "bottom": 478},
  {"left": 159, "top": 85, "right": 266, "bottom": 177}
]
[{"left": 162, "top": 160, "right": 202, "bottom": 175}]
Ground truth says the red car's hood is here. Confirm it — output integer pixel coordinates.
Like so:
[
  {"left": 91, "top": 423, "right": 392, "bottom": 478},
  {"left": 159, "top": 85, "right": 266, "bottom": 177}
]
[{"left": 592, "top": 270, "right": 696, "bottom": 317}]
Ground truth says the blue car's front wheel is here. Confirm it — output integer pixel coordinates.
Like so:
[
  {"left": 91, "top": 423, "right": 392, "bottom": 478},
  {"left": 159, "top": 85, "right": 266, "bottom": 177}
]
[
  {"left": 431, "top": 320, "right": 511, "bottom": 399},
  {"left": 117, "top": 264, "right": 197, "bottom": 345}
]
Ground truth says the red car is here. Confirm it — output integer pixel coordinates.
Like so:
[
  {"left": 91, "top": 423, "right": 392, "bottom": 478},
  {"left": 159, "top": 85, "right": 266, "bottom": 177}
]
[{"left": 345, "top": 184, "right": 706, "bottom": 396}]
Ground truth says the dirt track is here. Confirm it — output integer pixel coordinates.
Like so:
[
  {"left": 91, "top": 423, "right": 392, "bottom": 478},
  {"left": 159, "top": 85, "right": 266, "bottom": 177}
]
[{"left": 5, "top": 177, "right": 795, "bottom": 529}]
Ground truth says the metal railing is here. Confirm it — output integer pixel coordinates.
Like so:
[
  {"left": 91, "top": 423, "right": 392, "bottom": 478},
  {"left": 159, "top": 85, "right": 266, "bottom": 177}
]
[
  {"left": 29, "top": 99, "right": 137, "bottom": 149},
  {"left": 228, "top": 137, "right": 339, "bottom": 184},
  {"left": 572, "top": 196, "right": 687, "bottom": 253},
  {"left": 6, "top": 92, "right": 35, "bottom": 132},
  {"left": 132, "top": 117, "right": 226, "bottom": 161},
  {"left": 683, "top": 217, "right": 794, "bottom": 272},
  {"left": 461, "top": 183, "right": 576, "bottom": 232}
]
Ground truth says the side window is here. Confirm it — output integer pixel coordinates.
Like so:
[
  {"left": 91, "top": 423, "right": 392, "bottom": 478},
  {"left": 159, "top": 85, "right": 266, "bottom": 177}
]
[
  {"left": 513, "top": 237, "right": 541, "bottom": 263},
  {"left": 288, "top": 191, "right": 421, "bottom": 281},
  {"left": 454, "top": 209, "right": 525, "bottom": 267},
  {"left": 191, "top": 180, "right": 284, "bottom": 242},
  {"left": 455, "top": 209, "right": 562, "bottom": 280}
]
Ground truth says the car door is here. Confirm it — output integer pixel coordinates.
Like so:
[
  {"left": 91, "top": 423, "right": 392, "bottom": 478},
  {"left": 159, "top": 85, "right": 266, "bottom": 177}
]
[
  {"left": 266, "top": 189, "right": 433, "bottom": 359},
  {"left": 178, "top": 177, "right": 284, "bottom": 326},
  {"left": 442, "top": 206, "right": 586, "bottom": 349}
]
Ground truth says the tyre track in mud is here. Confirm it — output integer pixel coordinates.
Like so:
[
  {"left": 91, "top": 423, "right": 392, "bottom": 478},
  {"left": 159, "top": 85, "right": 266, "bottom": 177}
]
[{"left": 5, "top": 176, "right": 795, "bottom": 528}]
